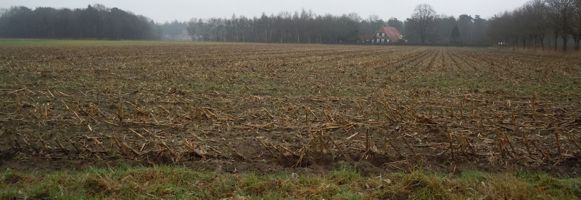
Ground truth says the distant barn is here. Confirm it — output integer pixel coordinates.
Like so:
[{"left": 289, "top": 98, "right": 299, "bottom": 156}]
[{"left": 361, "top": 26, "right": 403, "bottom": 45}]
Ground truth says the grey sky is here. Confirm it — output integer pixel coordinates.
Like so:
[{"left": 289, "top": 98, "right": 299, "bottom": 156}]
[{"left": 1, "top": 0, "right": 530, "bottom": 23}]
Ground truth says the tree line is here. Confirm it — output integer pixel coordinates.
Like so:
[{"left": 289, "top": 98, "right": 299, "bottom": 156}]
[
  {"left": 3, "top": 1, "right": 581, "bottom": 50},
  {"left": 488, "top": 0, "right": 581, "bottom": 50},
  {"left": 0, "top": 5, "right": 158, "bottom": 39},
  {"left": 0, "top": 4, "right": 496, "bottom": 45},
  {"left": 403, "top": 4, "right": 489, "bottom": 46},
  {"left": 188, "top": 11, "right": 369, "bottom": 44},
  {"left": 186, "top": 8, "right": 490, "bottom": 46},
  {"left": 187, "top": 0, "right": 581, "bottom": 49}
]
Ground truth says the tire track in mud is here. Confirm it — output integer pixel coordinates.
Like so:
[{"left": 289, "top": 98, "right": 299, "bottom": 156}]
[
  {"left": 387, "top": 48, "right": 431, "bottom": 70},
  {"left": 458, "top": 49, "right": 534, "bottom": 85},
  {"left": 446, "top": 49, "right": 504, "bottom": 84},
  {"left": 420, "top": 48, "right": 449, "bottom": 79},
  {"left": 358, "top": 48, "right": 433, "bottom": 81},
  {"left": 462, "top": 49, "right": 580, "bottom": 83},
  {"left": 456, "top": 50, "right": 536, "bottom": 83},
  {"left": 302, "top": 48, "right": 401, "bottom": 66},
  {"left": 232, "top": 47, "right": 403, "bottom": 69},
  {"left": 349, "top": 49, "right": 418, "bottom": 70},
  {"left": 159, "top": 45, "right": 370, "bottom": 67},
  {"left": 448, "top": 49, "right": 481, "bottom": 73},
  {"left": 384, "top": 48, "right": 440, "bottom": 81},
  {"left": 422, "top": 48, "right": 444, "bottom": 73},
  {"left": 348, "top": 48, "right": 437, "bottom": 84},
  {"left": 439, "top": 48, "right": 455, "bottom": 75}
]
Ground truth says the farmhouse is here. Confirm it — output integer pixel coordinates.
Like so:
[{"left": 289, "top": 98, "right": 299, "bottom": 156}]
[{"left": 362, "top": 26, "right": 403, "bottom": 45}]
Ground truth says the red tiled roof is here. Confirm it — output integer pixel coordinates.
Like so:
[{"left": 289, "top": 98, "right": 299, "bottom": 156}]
[{"left": 377, "top": 26, "right": 402, "bottom": 42}]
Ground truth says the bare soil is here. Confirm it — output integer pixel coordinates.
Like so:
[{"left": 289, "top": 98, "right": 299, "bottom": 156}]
[{"left": 1, "top": 43, "right": 580, "bottom": 175}]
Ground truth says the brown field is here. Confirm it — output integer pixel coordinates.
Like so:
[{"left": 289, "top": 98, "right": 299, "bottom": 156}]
[{"left": 1, "top": 42, "right": 580, "bottom": 174}]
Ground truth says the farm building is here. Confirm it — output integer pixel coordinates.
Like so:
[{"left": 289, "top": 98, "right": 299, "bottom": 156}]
[{"left": 361, "top": 26, "right": 403, "bottom": 45}]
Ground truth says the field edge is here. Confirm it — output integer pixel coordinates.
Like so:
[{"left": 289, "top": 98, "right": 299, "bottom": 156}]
[{"left": 1, "top": 166, "right": 580, "bottom": 199}]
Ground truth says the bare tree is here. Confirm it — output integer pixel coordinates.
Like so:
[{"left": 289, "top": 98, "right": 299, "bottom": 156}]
[
  {"left": 547, "top": 0, "right": 575, "bottom": 50},
  {"left": 572, "top": 0, "right": 581, "bottom": 50},
  {"left": 410, "top": 4, "right": 437, "bottom": 44},
  {"left": 487, "top": 0, "right": 581, "bottom": 50},
  {"left": 524, "top": 0, "right": 550, "bottom": 49}
]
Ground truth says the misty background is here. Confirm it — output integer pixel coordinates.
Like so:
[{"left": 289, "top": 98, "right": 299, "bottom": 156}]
[
  {"left": 1, "top": 0, "right": 580, "bottom": 50},
  {"left": 2, "top": 0, "right": 529, "bottom": 23}
]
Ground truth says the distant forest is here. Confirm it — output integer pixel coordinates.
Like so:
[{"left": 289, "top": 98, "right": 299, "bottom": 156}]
[
  {"left": 0, "top": 5, "right": 158, "bottom": 40},
  {"left": 1, "top": 0, "right": 581, "bottom": 50},
  {"left": 187, "top": 0, "right": 581, "bottom": 49},
  {"left": 489, "top": 0, "right": 581, "bottom": 50},
  {"left": 186, "top": 11, "right": 487, "bottom": 45}
]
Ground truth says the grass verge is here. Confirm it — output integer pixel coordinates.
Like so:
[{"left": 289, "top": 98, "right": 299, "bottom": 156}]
[{"left": 1, "top": 166, "right": 579, "bottom": 200}]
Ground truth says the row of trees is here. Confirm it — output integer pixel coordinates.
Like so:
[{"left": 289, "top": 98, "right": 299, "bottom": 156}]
[
  {"left": 404, "top": 4, "right": 489, "bottom": 45},
  {"left": 188, "top": 11, "right": 373, "bottom": 44},
  {"left": 185, "top": 1, "right": 581, "bottom": 49},
  {"left": 488, "top": 0, "right": 581, "bottom": 50},
  {"left": 186, "top": 8, "right": 491, "bottom": 46},
  {"left": 0, "top": 5, "right": 158, "bottom": 39},
  {"left": 3, "top": 2, "right": 581, "bottom": 49}
]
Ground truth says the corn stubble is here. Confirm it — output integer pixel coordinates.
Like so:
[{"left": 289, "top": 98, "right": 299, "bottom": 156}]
[{"left": 0, "top": 44, "right": 579, "bottom": 172}]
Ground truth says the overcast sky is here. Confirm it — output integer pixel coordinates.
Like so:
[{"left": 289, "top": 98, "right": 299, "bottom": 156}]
[{"left": 2, "top": 0, "right": 529, "bottom": 23}]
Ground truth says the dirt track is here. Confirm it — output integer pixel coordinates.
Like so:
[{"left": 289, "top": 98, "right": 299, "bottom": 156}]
[{"left": 0, "top": 44, "right": 580, "bottom": 174}]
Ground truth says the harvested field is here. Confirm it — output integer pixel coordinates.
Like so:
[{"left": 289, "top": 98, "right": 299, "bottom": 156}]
[{"left": 0, "top": 42, "right": 580, "bottom": 174}]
